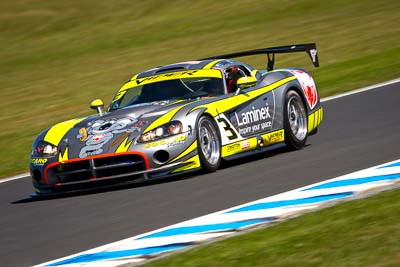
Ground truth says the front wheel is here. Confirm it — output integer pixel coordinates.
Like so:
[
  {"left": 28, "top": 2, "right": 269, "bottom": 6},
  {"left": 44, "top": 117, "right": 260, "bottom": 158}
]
[
  {"left": 197, "top": 116, "right": 221, "bottom": 172},
  {"left": 284, "top": 90, "right": 308, "bottom": 150}
]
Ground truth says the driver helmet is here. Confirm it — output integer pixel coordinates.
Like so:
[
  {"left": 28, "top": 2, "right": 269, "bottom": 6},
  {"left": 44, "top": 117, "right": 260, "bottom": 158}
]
[{"left": 225, "top": 67, "right": 246, "bottom": 93}]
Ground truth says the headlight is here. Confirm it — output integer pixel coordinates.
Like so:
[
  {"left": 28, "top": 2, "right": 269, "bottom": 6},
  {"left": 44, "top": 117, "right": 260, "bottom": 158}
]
[
  {"left": 138, "top": 121, "right": 183, "bottom": 142},
  {"left": 31, "top": 140, "right": 58, "bottom": 157}
]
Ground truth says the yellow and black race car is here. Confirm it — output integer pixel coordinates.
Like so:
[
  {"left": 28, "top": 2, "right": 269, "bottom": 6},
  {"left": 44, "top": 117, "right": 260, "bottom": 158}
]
[{"left": 30, "top": 43, "right": 323, "bottom": 196}]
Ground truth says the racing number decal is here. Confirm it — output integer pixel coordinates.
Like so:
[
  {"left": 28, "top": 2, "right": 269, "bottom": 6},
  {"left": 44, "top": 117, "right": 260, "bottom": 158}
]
[{"left": 217, "top": 117, "right": 238, "bottom": 141}]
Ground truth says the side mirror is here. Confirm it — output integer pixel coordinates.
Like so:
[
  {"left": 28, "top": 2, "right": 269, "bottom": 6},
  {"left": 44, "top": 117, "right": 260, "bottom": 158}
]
[
  {"left": 90, "top": 99, "right": 105, "bottom": 116},
  {"left": 237, "top": 76, "right": 257, "bottom": 90}
]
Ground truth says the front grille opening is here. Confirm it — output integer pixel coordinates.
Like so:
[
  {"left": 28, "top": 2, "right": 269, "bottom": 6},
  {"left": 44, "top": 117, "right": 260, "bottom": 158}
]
[
  {"left": 57, "top": 160, "right": 92, "bottom": 183},
  {"left": 46, "top": 154, "right": 146, "bottom": 184},
  {"left": 32, "top": 169, "right": 42, "bottom": 182},
  {"left": 95, "top": 154, "right": 145, "bottom": 178},
  {"left": 95, "top": 154, "right": 143, "bottom": 168}
]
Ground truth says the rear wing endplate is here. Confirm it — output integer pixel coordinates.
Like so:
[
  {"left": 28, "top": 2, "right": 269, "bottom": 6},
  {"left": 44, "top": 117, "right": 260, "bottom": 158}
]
[{"left": 200, "top": 43, "right": 319, "bottom": 71}]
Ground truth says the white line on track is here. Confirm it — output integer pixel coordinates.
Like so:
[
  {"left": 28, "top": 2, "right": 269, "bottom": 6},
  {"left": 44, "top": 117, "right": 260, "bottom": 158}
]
[
  {"left": 0, "top": 173, "right": 30, "bottom": 184},
  {"left": 35, "top": 158, "right": 400, "bottom": 267},
  {"left": 320, "top": 77, "right": 400, "bottom": 102},
  {"left": 1, "top": 77, "right": 400, "bottom": 184}
]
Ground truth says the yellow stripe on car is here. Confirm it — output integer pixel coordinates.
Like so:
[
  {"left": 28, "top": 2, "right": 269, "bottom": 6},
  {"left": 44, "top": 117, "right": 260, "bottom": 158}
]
[
  {"left": 314, "top": 109, "right": 318, "bottom": 127},
  {"left": 308, "top": 112, "right": 315, "bottom": 133},
  {"left": 58, "top": 146, "right": 69, "bottom": 162},
  {"left": 202, "top": 60, "right": 222, "bottom": 69},
  {"left": 130, "top": 73, "right": 139, "bottom": 81},
  {"left": 44, "top": 118, "right": 84, "bottom": 146},
  {"left": 172, "top": 154, "right": 201, "bottom": 173},
  {"left": 191, "top": 76, "right": 296, "bottom": 117},
  {"left": 250, "top": 70, "right": 258, "bottom": 78},
  {"left": 319, "top": 107, "right": 324, "bottom": 125},
  {"left": 143, "top": 103, "right": 191, "bottom": 133},
  {"left": 307, "top": 107, "right": 323, "bottom": 133},
  {"left": 169, "top": 140, "right": 198, "bottom": 163},
  {"left": 116, "top": 137, "right": 133, "bottom": 153}
]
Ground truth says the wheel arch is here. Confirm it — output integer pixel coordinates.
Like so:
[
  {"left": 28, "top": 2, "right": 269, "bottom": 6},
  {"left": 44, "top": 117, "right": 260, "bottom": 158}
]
[
  {"left": 198, "top": 111, "right": 222, "bottom": 142},
  {"left": 284, "top": 85, "right": 310, "bottom": 115},
  {"left": 187, "top": 107, "right": 222, "bottom": 140},
  {"left": 282, "top": 89, "right": 308, "bottom": 150},
  {"left": 195, "top": 113, "right": 222, "bottom": 172}
]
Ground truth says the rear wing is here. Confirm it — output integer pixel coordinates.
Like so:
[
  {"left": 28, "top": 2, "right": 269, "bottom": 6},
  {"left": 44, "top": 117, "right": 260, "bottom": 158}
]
[{"left": 200, "top": 43, "right": 319, "bottom": 71}]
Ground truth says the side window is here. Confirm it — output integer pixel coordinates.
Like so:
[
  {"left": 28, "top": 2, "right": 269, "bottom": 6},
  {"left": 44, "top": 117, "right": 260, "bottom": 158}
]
[{"left": 225, "top": 65, "right": 251, "bottom": 93}]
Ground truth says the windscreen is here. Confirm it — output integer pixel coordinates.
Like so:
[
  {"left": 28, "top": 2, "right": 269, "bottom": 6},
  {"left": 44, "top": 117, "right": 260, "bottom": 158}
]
[{"left": 109, "top": 70, "right": 224, "bottom": 111}]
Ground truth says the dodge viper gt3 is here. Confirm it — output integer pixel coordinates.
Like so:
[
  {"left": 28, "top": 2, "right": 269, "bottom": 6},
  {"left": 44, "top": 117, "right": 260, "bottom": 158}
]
[{"left": 30, "top": 43, "right": 323, "bottom": 196}]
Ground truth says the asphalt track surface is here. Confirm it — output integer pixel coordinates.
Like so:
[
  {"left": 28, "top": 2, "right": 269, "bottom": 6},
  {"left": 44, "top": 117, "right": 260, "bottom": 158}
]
[{"left": 1, "top": 82, "right": 400, "bottom": 267}]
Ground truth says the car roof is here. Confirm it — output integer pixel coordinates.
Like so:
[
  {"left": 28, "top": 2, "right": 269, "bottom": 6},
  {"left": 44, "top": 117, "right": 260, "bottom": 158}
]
[{"left": 133, "top": 59, "right": 250, "bottom": 79}]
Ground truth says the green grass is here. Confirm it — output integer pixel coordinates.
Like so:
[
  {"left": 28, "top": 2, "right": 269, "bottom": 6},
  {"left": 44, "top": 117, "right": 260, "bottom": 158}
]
[
  {"left": 1, "top": 0, "right": 400, "bottom": 177},
  {"left": 144, "top": 188, "right": 400, "bottom": 267}
]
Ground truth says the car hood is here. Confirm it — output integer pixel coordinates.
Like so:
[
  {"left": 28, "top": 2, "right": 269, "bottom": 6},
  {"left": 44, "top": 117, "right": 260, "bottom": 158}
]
[{"left": 42, "top": 100, "right": 191, "bottom": 160}]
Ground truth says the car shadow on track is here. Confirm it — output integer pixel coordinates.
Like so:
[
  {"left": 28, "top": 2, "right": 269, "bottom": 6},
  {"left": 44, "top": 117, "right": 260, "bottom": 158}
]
[
  {"left": 220, "top": 145, "right": 293, "bottom": 170},
  {"left": 10, "top": 172, "right": 200, "bottom": 204},
  {"left": 11, "top": 144, "right": 307, "bottom": 204}
]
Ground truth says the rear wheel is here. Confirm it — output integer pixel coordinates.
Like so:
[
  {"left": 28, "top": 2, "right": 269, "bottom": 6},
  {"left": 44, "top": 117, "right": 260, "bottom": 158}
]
[
  {"left": 284, "top": 90, "right": 308, "bottom": 150},
  {"left": 197, "top": 116, "right": 221, "bottom": 172}
]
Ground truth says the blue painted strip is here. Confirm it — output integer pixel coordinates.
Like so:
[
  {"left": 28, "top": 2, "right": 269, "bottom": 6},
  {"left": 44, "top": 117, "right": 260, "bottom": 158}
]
[
  {"left": 378, "top": 161, "right": 400, "bottom": 169},
  {"left": 303, "top": 174, "right": 400, "bottom": 191},
  {"left": 226, "top": 192, "right": 353, "bottom": 213},
  {"left": 139, "top": 219, "right": 270, "bottom": 239},
  {"left": 47, "top": 245, "right": 186, "bottom": 266}
]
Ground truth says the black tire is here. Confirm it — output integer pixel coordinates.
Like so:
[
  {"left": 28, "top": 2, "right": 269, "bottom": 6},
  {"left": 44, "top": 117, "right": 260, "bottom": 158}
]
[
  {"left": 196, "top": 116, "right": 221, "bottom": 172},
  {"left": 283, "top": 90, "right": 308, "bottom": 150}
]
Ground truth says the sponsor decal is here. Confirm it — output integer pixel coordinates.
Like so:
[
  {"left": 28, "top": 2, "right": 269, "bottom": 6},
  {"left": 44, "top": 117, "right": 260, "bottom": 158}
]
[
  {"left": 144, "top": 135, "right": 186, "bottom": 148},
  {"left": 233, "top": 101, "right": 274, "bottom": 137},
  {"left": 309, "top": 49, "right": 318, "bottom": 63},
  {"left": 77, "top": 117, "right": 137, "bottom": 158},
  {"left": 226, "top": 143, "right": 241, "bottom": 153},
  {"left": 135, "top": 71, "right": 199, "bottom": 85},
  {"left": 227, "top": 91, "right": 275, "bottom": 138},
  {"left": 222, "top": 138, "right": 256, "bottom": 157},
  {"left": 289, "top": 70, "right": 318, "bottom": 109},
  {"left": 118, "top": 70, "right": 222, "bottom": 91},
  {"left": 235, "top": 103, "right": 271, "bottom": 127},
  {"left": 241, "top": 141, "right": 250, "bottom": 149},
  {"left": 262, "top": 129, "right": 284, "bottom": 145},
  {"left": 31, "top": 158, "right": 48, "bottom": 165}
]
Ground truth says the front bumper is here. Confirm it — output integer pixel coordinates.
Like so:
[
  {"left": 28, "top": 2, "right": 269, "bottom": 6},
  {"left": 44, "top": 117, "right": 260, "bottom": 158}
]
[{"left": 32, "top": 152, "right": 196, "bottom": 196}]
